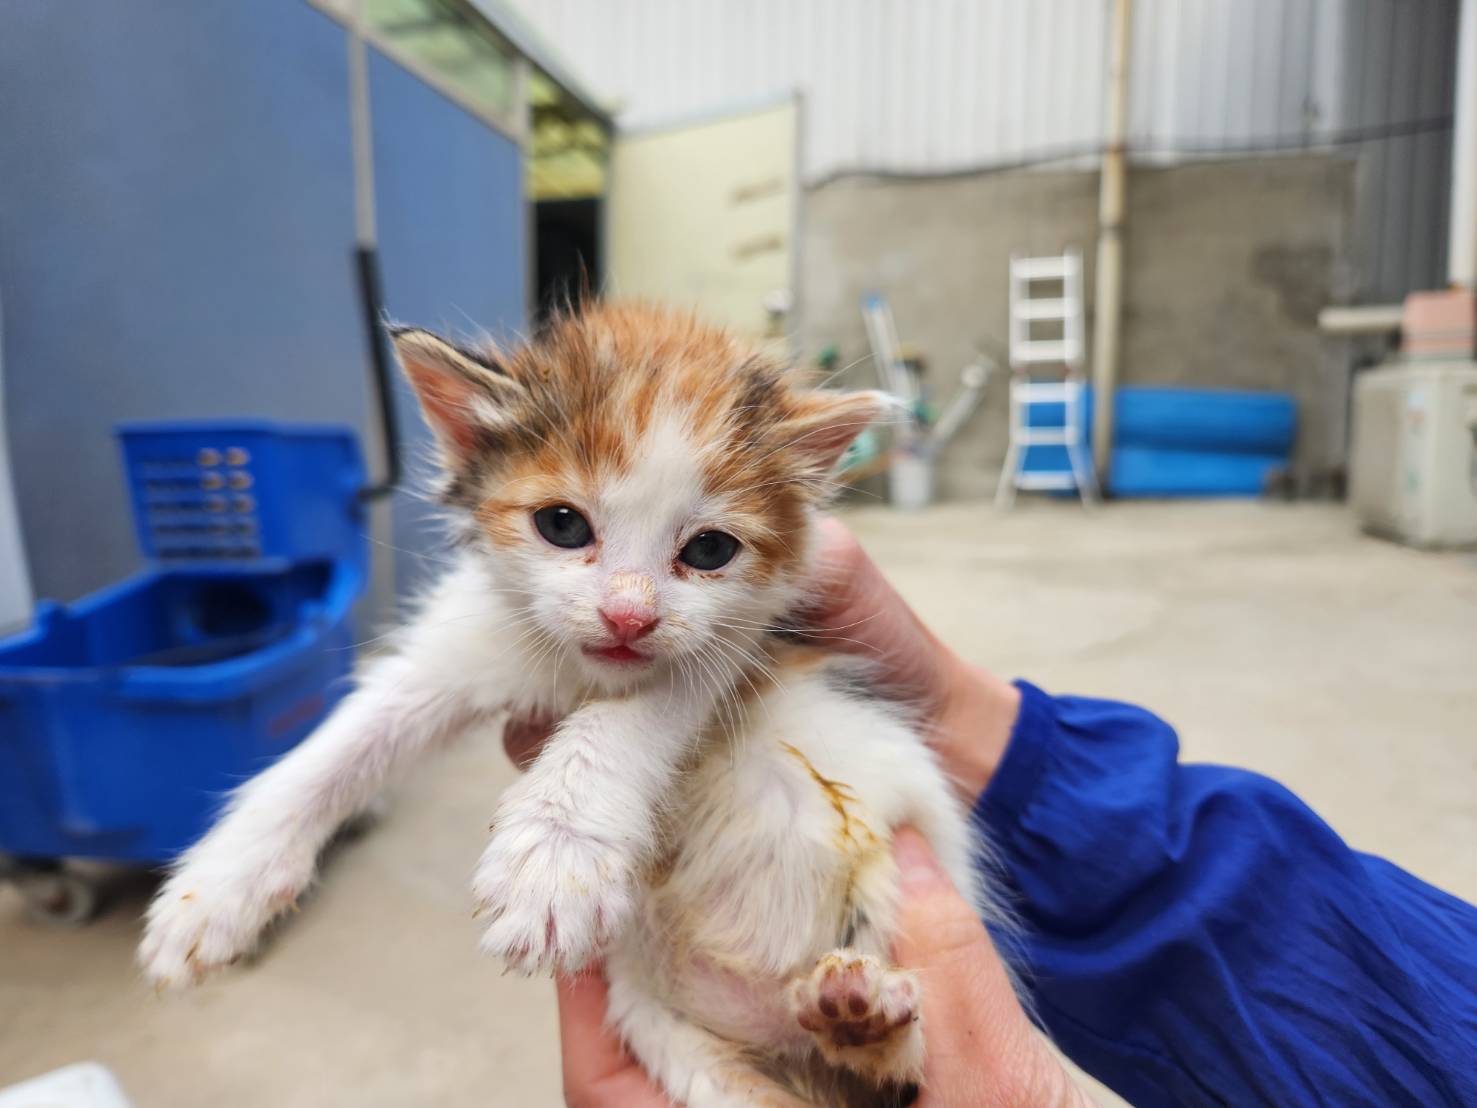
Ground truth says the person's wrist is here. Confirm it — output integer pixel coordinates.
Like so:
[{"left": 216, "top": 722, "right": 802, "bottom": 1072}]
[
  {"left": 931, "top": 649, "right": 1021, "bottom": 802},
  {"left": 1008, "top": 1044, "right": 1100, "bottom": 1108},
  {"left": 1011, "top": 1040, "right": 1101, "bottom": 1108}
]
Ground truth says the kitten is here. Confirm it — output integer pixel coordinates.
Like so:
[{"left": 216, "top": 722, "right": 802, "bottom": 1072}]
[{"left": 139, "top": 305, "right": 1004, "bottom": 1107}]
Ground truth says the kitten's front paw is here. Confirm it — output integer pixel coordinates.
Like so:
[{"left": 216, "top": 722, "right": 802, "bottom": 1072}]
[
  {"left": 471, "top": 823, "right": 635, "bottom": 976},
  {"left": 138, "top": 845, "right": 313, "bottom": 989}
]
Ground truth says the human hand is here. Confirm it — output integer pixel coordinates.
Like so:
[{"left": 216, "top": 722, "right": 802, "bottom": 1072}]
[
  {"left": 891, "top": 828, "right": 1092, "bottom": 1107},
  {"left": 800, "top": 517, "right": 1021, "bottom": 799},
  {"left": 507, "top": 517, "right": 1020, "bottom": 798},
  {"left": 556, "top": 968, "right": 672, "bottom": 1108},
  {"left": 554, "top": 830, "right": 1089, "bottom": 1107}
]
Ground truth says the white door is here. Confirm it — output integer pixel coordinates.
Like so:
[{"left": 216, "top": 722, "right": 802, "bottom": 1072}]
[{"left": 606, "top": 95, "right": 800, "bottom": 341}]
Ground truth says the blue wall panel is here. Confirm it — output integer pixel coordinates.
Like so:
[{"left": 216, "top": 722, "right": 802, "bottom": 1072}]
[
  {"left": 368, "top": 49, "right": 526, "bottom": 600},
  {"left": 0, "top": 4, "right": 527, "bottom": 610},
  {"left": 0, "top": 1, "right": 369, "bottom": 603}
]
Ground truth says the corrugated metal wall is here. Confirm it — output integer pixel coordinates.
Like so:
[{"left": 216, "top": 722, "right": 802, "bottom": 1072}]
[
  {"left": 1334, "top": 1, "right": 1459, "bottom": 302},
  {"left": 508, "top": 0, "right": 1459, "bottom": 298}
]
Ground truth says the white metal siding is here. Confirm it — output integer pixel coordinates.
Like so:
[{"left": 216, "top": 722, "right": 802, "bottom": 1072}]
[
  {"left": 512, "top": 0, "right": 1107, "bottom": 178},
  {"left": 508, "top": 0, "right": 1459, "bottom": 296}
]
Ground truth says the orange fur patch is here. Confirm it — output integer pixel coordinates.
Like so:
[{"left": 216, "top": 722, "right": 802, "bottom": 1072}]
[
  {"left": 778, "top": 742, "right": 878, "bottom": 856},
  {"left": 432, "top": 303, "right": 876, "bottom": 576}
]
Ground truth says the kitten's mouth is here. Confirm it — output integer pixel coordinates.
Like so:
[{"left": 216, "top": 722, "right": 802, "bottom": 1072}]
[{"left": 583, "top": 644, "right": 652, "bottom": 666}]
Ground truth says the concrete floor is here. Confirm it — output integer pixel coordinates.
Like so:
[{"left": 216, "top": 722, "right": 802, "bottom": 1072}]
[{"left": 3, "top": 501, "right": 1474, "bottom": 1106}]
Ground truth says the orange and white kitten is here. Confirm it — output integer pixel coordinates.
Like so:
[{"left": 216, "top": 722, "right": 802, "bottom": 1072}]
[{"left": 139, "top": 305, "right": 1004, "bottom": 1107}]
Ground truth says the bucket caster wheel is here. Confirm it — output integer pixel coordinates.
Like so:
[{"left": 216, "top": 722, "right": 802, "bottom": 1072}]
[
  {"left": 24, "top": 870, "right": 99, "bottom": 926},
  {"left": 3, "top": 859, "right": 100, "bottom": 926}
]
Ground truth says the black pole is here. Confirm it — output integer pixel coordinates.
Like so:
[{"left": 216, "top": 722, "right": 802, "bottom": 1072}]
[{"left": 355, "top": 244, "right": 400, "bottom": 501}]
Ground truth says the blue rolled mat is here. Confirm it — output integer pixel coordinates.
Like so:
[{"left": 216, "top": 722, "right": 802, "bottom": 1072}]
[
  {"left": 1017, "top": 386, "right": 1296, "bottom": 497},
  {"left": 1087, "top": 387, "right": 1296, "bottom": 454}
]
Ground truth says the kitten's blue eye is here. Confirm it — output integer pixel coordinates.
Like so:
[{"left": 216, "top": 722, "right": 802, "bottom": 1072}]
[
  {"left": 679, "top": 531, "right": 739, "bottom": 571},
  {"left": 533, "top": 505, "right": 593, "bottom": 548}
]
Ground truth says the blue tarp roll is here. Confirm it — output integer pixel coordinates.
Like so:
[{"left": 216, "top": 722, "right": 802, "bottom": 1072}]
[{"left": 1020, "top": 386, "right": 1297, "bottom": 497}]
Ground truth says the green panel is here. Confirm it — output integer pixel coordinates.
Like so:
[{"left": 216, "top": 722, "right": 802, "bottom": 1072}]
[{"left": 364, "top": 0, "right": 515, "bottom": 122}]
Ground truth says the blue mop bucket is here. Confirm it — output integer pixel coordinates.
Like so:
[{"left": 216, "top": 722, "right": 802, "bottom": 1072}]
[{"left": 0, "top": 421, "right": 368, "bottom": 866}]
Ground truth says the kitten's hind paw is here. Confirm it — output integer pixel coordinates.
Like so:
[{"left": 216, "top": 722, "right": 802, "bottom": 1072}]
[{"left": 788, "top": 950, "right": 924, "bottom": 1085}]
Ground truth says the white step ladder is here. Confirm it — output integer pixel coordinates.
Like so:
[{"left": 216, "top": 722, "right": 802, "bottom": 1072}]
[{"left": 995, "top": 249, "right": 1100, "bottom": 509}]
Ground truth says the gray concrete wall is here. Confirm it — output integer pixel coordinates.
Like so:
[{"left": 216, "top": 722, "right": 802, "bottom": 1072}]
[{"left": 801, "top": 155, "right": 1358, "bottom": 501}]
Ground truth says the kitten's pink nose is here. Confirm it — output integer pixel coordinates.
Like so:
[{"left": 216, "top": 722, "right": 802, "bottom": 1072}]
[{"left": 599, "top": 603, "right": 659, "bottom": 643}]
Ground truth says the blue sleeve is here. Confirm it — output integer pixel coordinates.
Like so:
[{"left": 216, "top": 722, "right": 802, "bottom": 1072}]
[{"left": 974, "top": 680, "right": 1477, "bottom": 1108}]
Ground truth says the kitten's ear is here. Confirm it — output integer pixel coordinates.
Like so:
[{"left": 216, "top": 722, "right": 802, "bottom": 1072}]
[
  {"left": 781, "top": 389, "right": 891, "bottom": 473},
  {"left": 390, "top": 327, "right": 525, "bottom": 462}
]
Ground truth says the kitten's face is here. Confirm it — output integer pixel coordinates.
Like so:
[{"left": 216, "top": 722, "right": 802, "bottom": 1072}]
[{"left": 393, "top": 306, "right": 881, "bottom": 690}]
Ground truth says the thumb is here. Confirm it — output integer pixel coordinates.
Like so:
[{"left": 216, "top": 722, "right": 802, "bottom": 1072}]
[{"left": 892, "top": 829, "right": 1082, "bottom": 1108}]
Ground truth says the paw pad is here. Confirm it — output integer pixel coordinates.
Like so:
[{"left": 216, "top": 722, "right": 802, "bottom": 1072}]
[{"left": 792, "top": 953, "right": 918, "bottom": 1049}]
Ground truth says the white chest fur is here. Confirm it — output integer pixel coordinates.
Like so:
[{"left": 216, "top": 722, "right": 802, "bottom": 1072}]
[{"left": 603, "top": 658, "right": 989, "bottom": 1104}]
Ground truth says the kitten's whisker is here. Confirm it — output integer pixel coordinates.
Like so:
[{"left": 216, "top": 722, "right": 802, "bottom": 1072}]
[
  {"left": 815, "top": 351, "right": 877, "bottom": 390},
  {"left": 704, "top": 635, "right": 774, "bottom": 729},
  {"left": 686, "top": 642, "right": 742, "bottom": 743},
  {"left": 359, "top": 534, "right": 460, "bottom": 568},
  {"left": 342, "top": 604, "right": 540, "bottom": 653},
  {"left": 711, "top": 610, "right": 885, "bottom": 637},
  {"left": 792, "top": 632, "right": 881, "bottom": 653}
]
